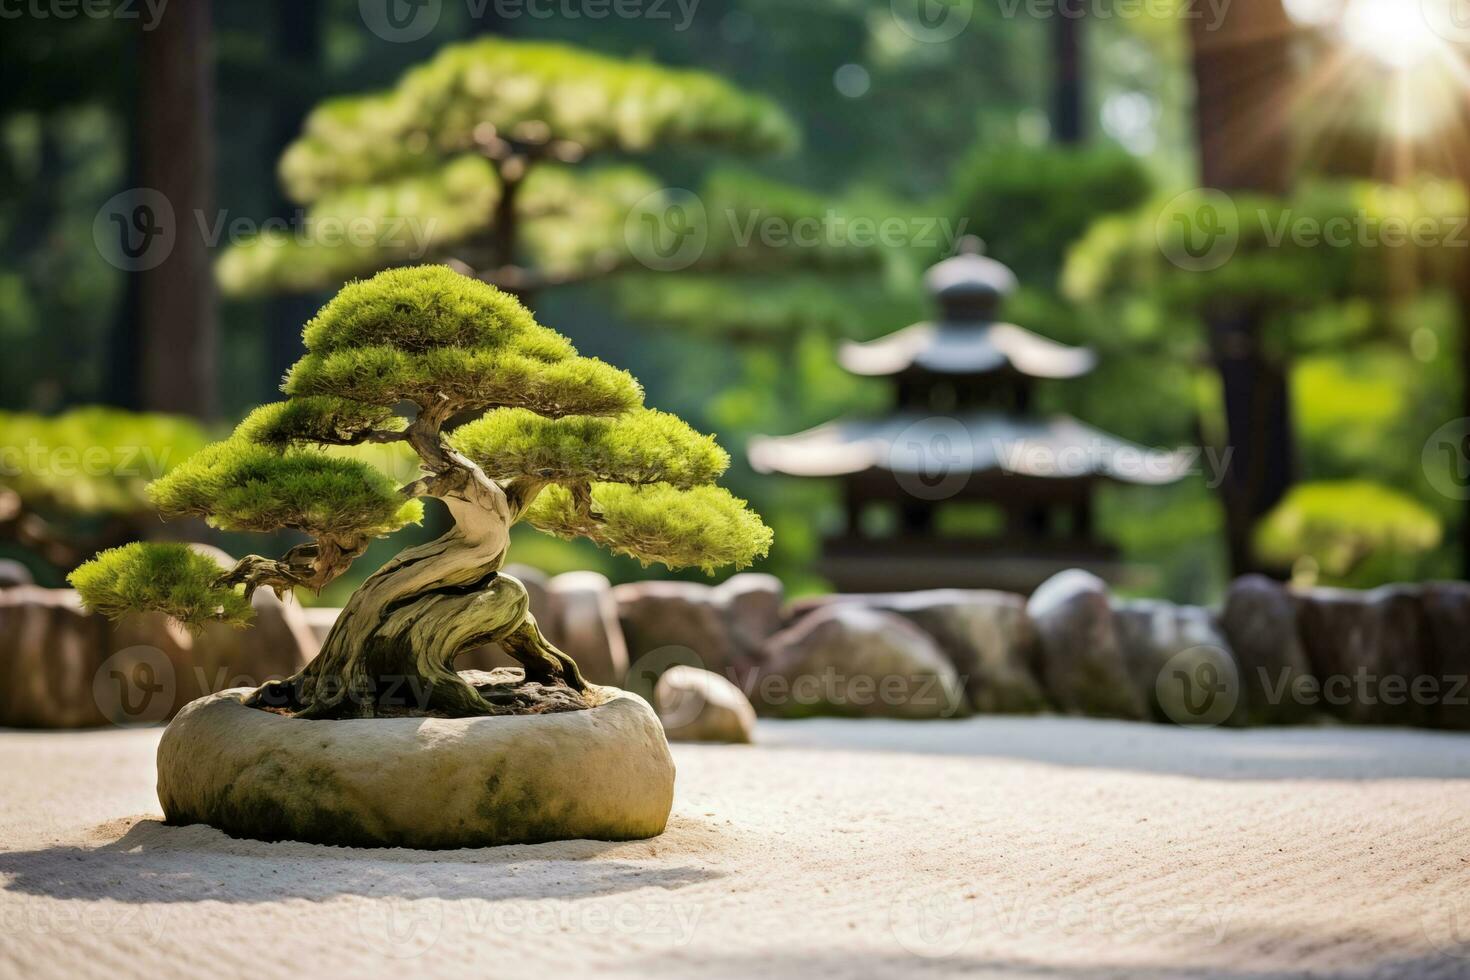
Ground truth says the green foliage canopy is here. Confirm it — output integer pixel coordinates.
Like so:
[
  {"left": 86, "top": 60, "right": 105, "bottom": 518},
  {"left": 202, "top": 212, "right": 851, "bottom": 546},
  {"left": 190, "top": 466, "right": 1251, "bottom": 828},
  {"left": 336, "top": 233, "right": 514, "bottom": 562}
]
[
  {"left": 217, "top": 38, "right": 797, "bottom": 296},
  {"left": 72, "top": 267, "right": 770, "bottom": 628}
]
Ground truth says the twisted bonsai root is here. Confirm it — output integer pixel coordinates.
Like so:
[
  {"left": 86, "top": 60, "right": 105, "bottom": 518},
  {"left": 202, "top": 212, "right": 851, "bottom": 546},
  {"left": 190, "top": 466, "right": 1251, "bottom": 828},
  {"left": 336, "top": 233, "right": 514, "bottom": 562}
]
[{"left": 246, "top": 565, "right": 587, "bottom": 719}]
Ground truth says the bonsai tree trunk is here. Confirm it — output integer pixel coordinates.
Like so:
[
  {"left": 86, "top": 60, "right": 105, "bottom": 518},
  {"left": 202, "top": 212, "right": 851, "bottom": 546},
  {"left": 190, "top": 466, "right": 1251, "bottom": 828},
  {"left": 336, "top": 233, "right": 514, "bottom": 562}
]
[{"left": 248, "top": 419, "right": 586, "bottom": 719}]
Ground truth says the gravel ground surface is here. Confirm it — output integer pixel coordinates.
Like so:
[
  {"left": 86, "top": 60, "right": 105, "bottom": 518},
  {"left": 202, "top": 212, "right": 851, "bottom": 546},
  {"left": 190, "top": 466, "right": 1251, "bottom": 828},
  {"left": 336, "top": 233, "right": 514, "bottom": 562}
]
[{"left": 3, "top": 716, "right": 1470, "bottom": 979}]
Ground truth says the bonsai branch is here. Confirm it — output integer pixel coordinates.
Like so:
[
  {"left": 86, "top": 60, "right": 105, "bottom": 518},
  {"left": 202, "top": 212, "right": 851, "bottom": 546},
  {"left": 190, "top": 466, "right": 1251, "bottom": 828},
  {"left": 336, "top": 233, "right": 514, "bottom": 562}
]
[{"left": 218, "top": 533, "right": 370, "bottom": 599}]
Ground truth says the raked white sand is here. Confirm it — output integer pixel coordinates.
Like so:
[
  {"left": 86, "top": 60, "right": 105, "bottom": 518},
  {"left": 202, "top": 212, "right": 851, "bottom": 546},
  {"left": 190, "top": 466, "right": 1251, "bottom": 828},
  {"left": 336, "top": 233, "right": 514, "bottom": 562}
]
[{"left": 2, "top": 716, "right": 1470, "bottom": 980}]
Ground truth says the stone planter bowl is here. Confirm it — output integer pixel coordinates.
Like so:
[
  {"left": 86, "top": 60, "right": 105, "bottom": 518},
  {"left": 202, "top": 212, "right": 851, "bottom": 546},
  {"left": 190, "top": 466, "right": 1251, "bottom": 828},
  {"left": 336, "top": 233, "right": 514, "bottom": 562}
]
[{"left": 157, "top": 683, "right": 675, "bottom": 849}]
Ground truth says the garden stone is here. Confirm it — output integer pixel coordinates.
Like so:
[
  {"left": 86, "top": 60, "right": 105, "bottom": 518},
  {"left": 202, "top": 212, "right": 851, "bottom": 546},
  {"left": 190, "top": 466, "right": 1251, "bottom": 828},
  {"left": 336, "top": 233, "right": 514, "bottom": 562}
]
[
  {"left": 757, "top": 605, "right": 964, "bottom": 720},
  {"left": 0, "top": 587, "right": 111, "bottom": 728},
  {"left": 1027, "top": 570, "right": 1145, "bottom": 720},
  {"left": 614, "top": 580, "right": 736, "bottom": 679},
  {"left": 785, "top": 590, "right": 1043, "bottom": 713},
  {"left": 1294, "top": 585, "right": 1430, "bottom": 726},
  {"left": 1421, "top": 581, "right": 1470, "bottom": 730},
  {"left": 0, "top": 559, "right": 33, "bottom": 588},
  {"left": 300, "top": 606, "right": 340, "bottom": 646},
  {"left": 714, "top": 573, "right": 784, "bottom": 667},
  {"left": 1220, "top": 575, "right": 1317, "bottom": 725},
  {"left": 654, "top": 665, "right": 756, "bottom": 743},
  {"left": 156, "top": 678, "right": 674, "bottom": 848},
  {"left": 547, "top": 571, "right": 628, "bottom": 686},
  {"left": 104, "top": 586, "right": 315, "bottom": 722},
  {"left": 1113, "top": 598, "right": 1244, "bottom": 727}
]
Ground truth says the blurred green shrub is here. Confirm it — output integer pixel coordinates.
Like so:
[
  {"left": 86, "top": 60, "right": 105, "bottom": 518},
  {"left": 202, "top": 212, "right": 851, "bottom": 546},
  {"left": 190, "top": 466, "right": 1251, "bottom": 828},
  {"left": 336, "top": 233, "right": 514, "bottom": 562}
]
[
  {"left": 1255, "top": 480, "right": 1442, "bottom": 587},
  {"left": 0, "top": 407, "right": 209, "bottom": 577}
]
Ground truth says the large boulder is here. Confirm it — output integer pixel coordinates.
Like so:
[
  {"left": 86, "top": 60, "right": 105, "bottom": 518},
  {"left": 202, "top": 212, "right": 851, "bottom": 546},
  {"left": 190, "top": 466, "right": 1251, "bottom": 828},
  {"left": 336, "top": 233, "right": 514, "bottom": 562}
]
[
  {"left": 716, "top": 574, "right": 784, "bottom": 668},
  {"left": 0, "top": 586, "right": 112, "bottom": 727},
  {"left": 156, "top": 681, "right": 674, "bottom": 848},
  {"left": 1220, "top": 575, "right": 1317, "bottom": 725},
  {"left": 1027, "top": 570, "right": 1145, "bottom": 720},
  {"left": 786, "top": 590, "right": 1043, "bottom": 713},
  {"left": 0, "top": 552, "right": 316, "bottom": 728},
  {"left": 102, "top": 586, "right": 316, "bottom": 723},
  {"left": 614, "top": 574, "right": 784, "bottom": 686},
  {"left": 615, "top": 581, "right": 731, "bottom": 677},
  {"left": 756, "top": 605, "right": 964, "bottom": 719},
  {"left": 654, "top": 665, "right": 756, "bottom": 743},
  {"left": 1421, "top": 582, "right": 1470, "bottom": 730},
  {"left": 1295, "top": 585, "right": 1432, "bottom": 727},
  {"left": 1113, "top": 598, "right": 1243, "bottom": 727},
  {"left": 547, "top": 571, "right": 628, "bottom": 686}
]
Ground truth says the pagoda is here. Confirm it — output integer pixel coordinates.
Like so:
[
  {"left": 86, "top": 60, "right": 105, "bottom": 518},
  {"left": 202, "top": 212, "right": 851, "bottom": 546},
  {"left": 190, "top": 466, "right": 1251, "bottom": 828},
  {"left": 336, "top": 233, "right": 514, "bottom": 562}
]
[{"left": 748, "top": 238, "right": 1188, "bottom": 594}]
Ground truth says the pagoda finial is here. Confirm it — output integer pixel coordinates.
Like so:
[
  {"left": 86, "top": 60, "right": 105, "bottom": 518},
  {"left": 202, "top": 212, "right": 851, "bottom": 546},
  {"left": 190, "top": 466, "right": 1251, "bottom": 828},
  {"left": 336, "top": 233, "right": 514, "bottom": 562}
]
[{"left": 926, "top": 236, "right": 1017, "bottom": 321}]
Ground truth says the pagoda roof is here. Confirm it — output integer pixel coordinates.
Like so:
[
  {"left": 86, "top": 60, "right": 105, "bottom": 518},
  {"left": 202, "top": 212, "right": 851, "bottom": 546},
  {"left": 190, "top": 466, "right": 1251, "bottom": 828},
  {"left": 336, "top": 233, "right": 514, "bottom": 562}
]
[
  {"left": 748, "top": 411, "right": 1191, "bottom": 485},
  {"left": 838, "top": 322, "right": 1097, "bottom": 380}
]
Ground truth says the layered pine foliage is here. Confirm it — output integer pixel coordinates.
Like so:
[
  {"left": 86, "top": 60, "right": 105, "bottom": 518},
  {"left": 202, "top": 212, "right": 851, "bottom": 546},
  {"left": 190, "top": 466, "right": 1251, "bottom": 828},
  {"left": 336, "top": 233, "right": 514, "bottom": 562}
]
[
  {"left": 216, "top": 37, "right": 796, "bottom": 295},
  {"left": 70, "top": 266, "right": 771, "bottom": 629},
  {"left": 70, "top": 543, "right": 253, "bottom": 630}
]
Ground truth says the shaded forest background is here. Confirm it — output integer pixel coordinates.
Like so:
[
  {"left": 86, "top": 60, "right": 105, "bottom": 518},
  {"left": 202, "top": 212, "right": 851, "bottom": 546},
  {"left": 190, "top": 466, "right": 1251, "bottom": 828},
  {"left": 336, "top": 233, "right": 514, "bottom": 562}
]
[{"left": 2, "top": 0, "right": 1465, "bottom": 602}]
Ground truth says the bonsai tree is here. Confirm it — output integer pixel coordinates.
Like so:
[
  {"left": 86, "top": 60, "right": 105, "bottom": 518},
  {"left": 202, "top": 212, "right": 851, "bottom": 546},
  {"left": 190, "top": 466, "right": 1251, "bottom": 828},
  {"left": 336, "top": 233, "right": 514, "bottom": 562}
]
[
  {"left": 69, "top": 266, "right": 772, "bottom": 719},
  {"left": 216, "top": 37, "right": 797, "bottom": 300},
  {"left": 0, "top": 407, "right": 207, "bottom": 577}
]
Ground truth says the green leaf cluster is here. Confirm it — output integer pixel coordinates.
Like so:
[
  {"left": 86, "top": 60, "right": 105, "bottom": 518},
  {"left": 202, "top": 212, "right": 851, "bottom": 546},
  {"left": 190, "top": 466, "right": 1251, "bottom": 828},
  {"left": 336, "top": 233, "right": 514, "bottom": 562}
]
[
  {"left": 278, "top": 38, "right": 796, "bottom": 202},
  {"left": 217, "top": 155, "right": 500, "bottom": 298},
  {"left": 950, "top": 144, "right": 1153, "bottom": 284},
  {"left": 234, "top": 397, "right": 406, "bottom": 447},
  {"left": 68, "top": 543, "right": 253, "bottom": 630},
  {"left": 453, "top": 407, "right": 728, "bottom": 488},
  {"left": 0, "top": 407, "right": 208, "bottom": 515},
  {"left": 147, "top": 436, "right": 422, "bottom": 538},
  {"left": 525, "top": 483, "right": 772, "bottom": 574},
  {"left": 283, "top": 266, "right": 642, "bottom": 417}
]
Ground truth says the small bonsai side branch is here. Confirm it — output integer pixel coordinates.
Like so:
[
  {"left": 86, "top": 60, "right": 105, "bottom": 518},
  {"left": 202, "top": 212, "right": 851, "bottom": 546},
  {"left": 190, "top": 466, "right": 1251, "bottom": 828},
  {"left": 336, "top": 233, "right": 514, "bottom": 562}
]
[{"left": 217, "top": 533, "right": 371, "bottom": 599}]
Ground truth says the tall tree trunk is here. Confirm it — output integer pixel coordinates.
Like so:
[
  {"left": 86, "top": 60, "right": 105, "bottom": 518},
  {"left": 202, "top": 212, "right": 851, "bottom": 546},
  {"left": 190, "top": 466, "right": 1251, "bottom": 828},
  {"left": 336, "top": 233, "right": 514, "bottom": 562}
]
[
  {"left": 137, "top": 0, "right": 215, "bottom": 418},
  {"left": 1188, "top": 0, "right": 1296, "bottom": 576},
  {"left": 265, "top": 0, "right": 323, "bottom": 397},
  {"left": 1051, "top": 8, "right": 1085, "bottom": 144},
  {"left": 1457, "top": 274, "right": 1470, "bottom": 580}
]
